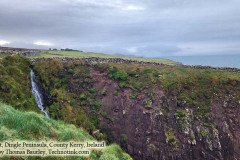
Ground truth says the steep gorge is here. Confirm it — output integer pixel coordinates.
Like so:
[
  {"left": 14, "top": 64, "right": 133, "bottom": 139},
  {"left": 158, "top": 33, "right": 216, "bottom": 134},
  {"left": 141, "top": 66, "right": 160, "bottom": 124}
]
[
  {"left": 32, "top": 58, "right": 240, "bottom": 160},
  {"left": 0, "top": 55, "right": 133, "bottom": 160}
]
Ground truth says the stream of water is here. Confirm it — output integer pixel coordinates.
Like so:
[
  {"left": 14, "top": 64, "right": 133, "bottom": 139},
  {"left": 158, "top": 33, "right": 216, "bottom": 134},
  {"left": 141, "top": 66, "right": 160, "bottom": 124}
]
[{"left": 30, "top": 69, "right": 49, "bottom": 117}]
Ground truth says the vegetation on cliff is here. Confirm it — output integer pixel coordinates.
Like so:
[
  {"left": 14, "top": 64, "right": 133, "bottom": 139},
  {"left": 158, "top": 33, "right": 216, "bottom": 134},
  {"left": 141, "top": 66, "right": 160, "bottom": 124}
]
[
  {"left": 0, "top": 56, "right": 38, "bottom": 112},
  {"left": 34, "top": 58, "right": 240, "bottom": 127},
  {"left": 105, "top": 63, "right": 240, "bottom": 119},
  {"left": 34, "top": 59, "right": 98, "bottom": 133},
  {"left": 33, "top": 58, "right": 240, "bottom": 159}
]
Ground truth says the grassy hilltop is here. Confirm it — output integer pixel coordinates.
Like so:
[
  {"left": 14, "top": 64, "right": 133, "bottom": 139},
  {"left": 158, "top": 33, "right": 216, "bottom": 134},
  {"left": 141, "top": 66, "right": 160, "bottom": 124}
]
[{"left": 30, "top": 50, "right": 177, "bottom": 65}]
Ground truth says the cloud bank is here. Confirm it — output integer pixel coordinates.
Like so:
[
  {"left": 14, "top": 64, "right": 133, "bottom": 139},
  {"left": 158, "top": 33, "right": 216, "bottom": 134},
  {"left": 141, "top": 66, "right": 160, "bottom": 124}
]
[{"left": 0, "top": 0, "right": 240, "bottom": 57}]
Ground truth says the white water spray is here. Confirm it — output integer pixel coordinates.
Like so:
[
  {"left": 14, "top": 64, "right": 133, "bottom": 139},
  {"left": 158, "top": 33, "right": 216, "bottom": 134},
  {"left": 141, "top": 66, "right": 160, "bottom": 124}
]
[{"left": 30, "top": 69, "right": 49, "bottom": 117}]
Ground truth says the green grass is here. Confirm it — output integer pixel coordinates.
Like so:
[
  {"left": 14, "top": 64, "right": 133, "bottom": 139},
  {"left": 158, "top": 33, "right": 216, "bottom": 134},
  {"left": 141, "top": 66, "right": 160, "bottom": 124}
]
[
  {"left": 30, "top": 50, "right": 177, "bottom": 65},
  {"left": 0, "top": 52, "right": 11, "bottom": 58},
  {"left": 0, "top": 102, "right": 132, "bottom": 160},
  {"left": 165, "top": 130, "right": 179, "bottom": 148},
  {"left": 0, "top": 55, "right": 39, "bottom": 112}
]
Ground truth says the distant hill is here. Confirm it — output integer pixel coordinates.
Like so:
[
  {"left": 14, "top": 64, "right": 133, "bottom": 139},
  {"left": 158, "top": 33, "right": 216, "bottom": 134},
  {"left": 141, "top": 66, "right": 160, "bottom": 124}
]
[
  {"left": 32, "top": 50, "right": 177, "bottom": 65},
  {"left": 0, "top": 46, "right": 177, "bottom": 65}
]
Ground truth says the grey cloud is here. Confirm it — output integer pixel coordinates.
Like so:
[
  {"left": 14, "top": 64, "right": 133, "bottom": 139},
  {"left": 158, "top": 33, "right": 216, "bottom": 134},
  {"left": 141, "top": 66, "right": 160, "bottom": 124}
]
[{"left": 0, "top": 0, "right": 240, "bottom": 56}]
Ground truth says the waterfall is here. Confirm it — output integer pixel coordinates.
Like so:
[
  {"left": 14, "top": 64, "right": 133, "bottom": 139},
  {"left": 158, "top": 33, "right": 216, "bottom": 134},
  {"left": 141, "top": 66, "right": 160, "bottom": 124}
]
[{"left": 30, "top": 69, "right": 49, "bottom": 117}]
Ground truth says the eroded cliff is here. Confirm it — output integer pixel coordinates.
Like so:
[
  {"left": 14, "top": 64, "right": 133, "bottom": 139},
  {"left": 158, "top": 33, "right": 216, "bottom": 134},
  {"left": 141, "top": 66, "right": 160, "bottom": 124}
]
[{"left": 33, "top": 58, "right": 240, "bottom": 160}]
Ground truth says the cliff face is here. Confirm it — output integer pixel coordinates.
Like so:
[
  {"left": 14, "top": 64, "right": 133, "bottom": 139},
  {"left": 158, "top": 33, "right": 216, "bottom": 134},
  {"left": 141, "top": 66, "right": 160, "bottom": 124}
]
[
  {"left": 33, "top": 58, "right": 240, "bottom": 160},
  {"left": 89, "top": 68, "right": 240, "bottom": 160}
]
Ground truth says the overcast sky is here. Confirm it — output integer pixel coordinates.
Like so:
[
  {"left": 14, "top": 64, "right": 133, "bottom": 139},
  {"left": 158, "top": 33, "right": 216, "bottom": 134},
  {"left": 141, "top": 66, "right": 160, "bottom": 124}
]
[{"left": 0, "top": 0, "right": 240, "bottom": 57}]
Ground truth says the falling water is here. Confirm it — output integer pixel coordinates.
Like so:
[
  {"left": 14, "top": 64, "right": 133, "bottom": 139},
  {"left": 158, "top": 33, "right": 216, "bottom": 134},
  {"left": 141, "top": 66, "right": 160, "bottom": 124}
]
[{"left": 30, "top": 69, "right": 49, "bottom": 117}]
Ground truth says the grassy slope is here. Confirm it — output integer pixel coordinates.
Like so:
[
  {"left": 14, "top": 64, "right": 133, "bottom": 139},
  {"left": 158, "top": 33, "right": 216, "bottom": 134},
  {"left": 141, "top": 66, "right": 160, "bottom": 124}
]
[
  {"left": 0, "top": 102, "right": 132, "bottom": 160},
  {"left": 0, "top": 52, "right": 11, "bottom": 58},
  {"left": 30, "top": 50, "right": 177, "bottom": 65}
]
